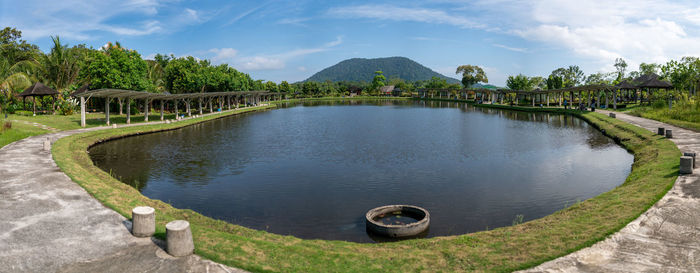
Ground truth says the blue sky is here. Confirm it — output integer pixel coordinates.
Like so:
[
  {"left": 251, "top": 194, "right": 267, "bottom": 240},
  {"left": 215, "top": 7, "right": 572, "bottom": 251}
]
[{"left": 2, "top": 0, "right": 700, "bottom": 86}]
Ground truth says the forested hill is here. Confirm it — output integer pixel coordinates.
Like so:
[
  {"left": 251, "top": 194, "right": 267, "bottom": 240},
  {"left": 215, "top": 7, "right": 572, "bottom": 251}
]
[{"left": 304, "top": 57, "right": 460, "bottom": 83}]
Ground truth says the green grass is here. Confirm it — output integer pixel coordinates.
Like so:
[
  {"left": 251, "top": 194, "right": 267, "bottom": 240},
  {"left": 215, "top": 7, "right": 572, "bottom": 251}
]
[
  {"left": 624, "top": 99, "right": 700, "bottom": 131},
  {"left": 7, "top": 112, "right": 187, "bottom": 131},
  {"left": 0, "top": 119, "right": 48, "bottom": 148},
  {"left": 51, "top": 100, "right": 680, "bottom": 272}
]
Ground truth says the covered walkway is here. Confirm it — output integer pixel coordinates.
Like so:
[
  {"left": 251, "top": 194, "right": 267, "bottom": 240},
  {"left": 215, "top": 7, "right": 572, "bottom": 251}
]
[{"left": 72, "top": 89, "right": 283, "bottom": 127}]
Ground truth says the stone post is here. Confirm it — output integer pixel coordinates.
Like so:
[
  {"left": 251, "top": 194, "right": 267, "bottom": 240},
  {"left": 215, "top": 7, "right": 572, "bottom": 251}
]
[
  {"left": 160, "top": 100, "right": 164, "bottom": 121},
  {"left": 43, "top": 137, "right": 51, "bottom": 151},
  {"left": 657, "top": 127, "right": 665, "bottom": 135},
  {"left": 680, "top": 156, "right": 694, "bottom": 174},
  {"left": 166, "top": 220, "right": 194, "bottom": 257},
  {"left": 132, "top": 206, "right": 155, "bottom": 237},
  {"left": 684, "top": 152, "right": 696, "bottom": 168},
  {"left": 665, "top": 129, "right": 673, "bottom": 138},
  {"left": 609, "top": 113, "right": 616, "bottom": 118}
]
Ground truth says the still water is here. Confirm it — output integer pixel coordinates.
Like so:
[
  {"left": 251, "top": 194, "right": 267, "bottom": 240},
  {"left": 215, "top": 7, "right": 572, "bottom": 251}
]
[{"left": 89, "top": 100, "right": 633, "bottom": 242}]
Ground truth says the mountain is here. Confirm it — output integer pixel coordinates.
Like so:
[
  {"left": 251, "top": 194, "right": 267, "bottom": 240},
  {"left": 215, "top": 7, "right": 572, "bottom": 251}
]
[{"left": 304, "top": 57, "right": 460, "bottom": 84}]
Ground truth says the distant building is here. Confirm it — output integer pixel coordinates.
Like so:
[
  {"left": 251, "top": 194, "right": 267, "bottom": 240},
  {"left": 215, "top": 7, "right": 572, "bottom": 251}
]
[
  {"left": 348, "top": 86, "right": 362, "bottom": 97},
  {"left": 380, "top": 85, "right": 395, "bottom": 96}
]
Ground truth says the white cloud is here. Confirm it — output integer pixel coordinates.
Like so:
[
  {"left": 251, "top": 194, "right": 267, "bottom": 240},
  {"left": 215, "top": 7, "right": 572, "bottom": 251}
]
[
  {"left": 238, "top": 56, "right": 285, "bottom": 70},
  {"left": 327, "top": 4, "right": 485, "bottom": 29},
  {"left": 298, "top": 66, "right": 308, "bottom": 71},
  {"left": 207, "top": 36, "right": 344, "bottom": 71},
  {"left": 277, "top": 17, "right": 311, "bottom": 26},
  {"left": 0, "top": 0, "right": 209, "bottom": 41},
  {"left": 209, "top": 48, "right": 239, "bottom": 63},
  {"left": 492, "top": 44, "right": 527, "bottom": 53}
]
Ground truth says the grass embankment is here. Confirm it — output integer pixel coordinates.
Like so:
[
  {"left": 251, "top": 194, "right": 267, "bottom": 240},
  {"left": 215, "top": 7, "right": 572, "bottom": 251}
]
[
  {"left": 0, "top": 119, "right": 47, "bottom": 148},
  {"left": 52, "top": 100, "right": 680, "bottom": 272},
  {"left": 624, "top": 99, "right": 700, "bottom": 131},
  {"left": 8, "top": 112, "right": 184, "bottom": 130}
]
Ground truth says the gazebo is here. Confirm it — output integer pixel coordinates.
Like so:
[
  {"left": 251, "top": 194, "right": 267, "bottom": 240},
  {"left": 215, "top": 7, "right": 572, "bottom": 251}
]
[
  {"left": 614, "top": 80, "right": 637, "bottom": 108},
  {"left": 633, "top": 74, "right": 673, "bottom": 105},
  {"left": 18, "top": 83, "right": 59, "bottom": 115}
]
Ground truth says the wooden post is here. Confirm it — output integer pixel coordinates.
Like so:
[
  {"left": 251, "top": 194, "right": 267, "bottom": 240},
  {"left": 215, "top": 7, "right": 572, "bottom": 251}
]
[
  {"left": 80, "top": 96, "right": 86, "bottom": 127},
  {"left": 126, "top": 98, "right": 131, "bottom": 124}
]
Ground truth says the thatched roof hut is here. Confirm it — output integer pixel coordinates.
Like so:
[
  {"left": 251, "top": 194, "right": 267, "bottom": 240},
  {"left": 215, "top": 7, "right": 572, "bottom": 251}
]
[
  {"left": 633, "top": 74, "right": 673, "bottom": 89},
  {"left": 615, "top": 80, "right": 636, "bottom": 90},
  {"left": 18, "top": 83, "right": 59, "bottom": 115},
  {"left": 18, "top": 82, "right": 58, "bottom": 97}
]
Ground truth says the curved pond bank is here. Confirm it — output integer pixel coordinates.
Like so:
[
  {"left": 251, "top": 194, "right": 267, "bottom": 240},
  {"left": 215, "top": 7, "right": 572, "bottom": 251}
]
[
  {"left": 89, "top": 100, "right": 632, "bottom": 242},
  {"left": 43, "top": 100, "right": 683, "bottom": 272}
]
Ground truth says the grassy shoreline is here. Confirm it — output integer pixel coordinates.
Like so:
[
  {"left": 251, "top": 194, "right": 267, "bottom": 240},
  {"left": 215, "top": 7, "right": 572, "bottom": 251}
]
[{"left": 52, "top": 98, "right": 679, "bottom": 272}]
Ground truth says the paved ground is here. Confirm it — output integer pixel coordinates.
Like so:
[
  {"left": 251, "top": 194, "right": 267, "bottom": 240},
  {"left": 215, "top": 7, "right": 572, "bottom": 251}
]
[
  {"left": 521, "top": 110, "right": 700, "bottom": 272},
  {"left": 0, "top": 112, "right": 248, "bottom": 273}
]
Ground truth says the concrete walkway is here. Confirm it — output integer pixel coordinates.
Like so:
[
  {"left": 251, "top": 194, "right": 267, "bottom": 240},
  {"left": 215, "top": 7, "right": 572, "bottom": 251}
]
[
  {"left": 522, "top": 110, "right": 700, "bottom": 272},
  {"left": 0, "top": 112, "right": 249, "bottom": 272}
]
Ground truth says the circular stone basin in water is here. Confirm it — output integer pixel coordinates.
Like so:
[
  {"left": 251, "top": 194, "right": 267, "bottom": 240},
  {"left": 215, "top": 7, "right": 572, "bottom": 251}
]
[{"left": 366, "top": 205, "right": 430, "bottom": 238}]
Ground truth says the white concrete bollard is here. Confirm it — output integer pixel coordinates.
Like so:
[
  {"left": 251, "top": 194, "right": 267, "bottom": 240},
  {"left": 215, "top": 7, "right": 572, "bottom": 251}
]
[
  {"left": 665, "top": 129, "right": 673, "bottom": 138},
  {"left": 680, "top": 156, "right": 694, "bottom": 174},
  {"left": 131, "top": 206, "right": 155, "bottom": 237},
  {"left": 166, "top": 220, "right": 194, "bottom": 257},
  {"left": 43, "top": 138, "right": 51, "bottom": 151},
  {"left": 608, "top": 113, "right": 616, "bottom": 118},
  {"left": 112, "top": 124, "right": 117, "bottom": 129},
  {"left": 165, "top": 120, "right": 171, "bottom": 124}
]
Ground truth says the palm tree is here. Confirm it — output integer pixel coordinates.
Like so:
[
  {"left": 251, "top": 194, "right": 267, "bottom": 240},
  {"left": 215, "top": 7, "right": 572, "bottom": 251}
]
[{"left": 40, "top": 36, "right": 81, "bottom": 91}]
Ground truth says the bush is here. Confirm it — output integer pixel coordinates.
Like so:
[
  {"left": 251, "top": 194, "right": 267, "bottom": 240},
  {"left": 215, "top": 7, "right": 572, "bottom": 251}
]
[{"left": 14, "top": 110, "right": 34, "bottom": 116}]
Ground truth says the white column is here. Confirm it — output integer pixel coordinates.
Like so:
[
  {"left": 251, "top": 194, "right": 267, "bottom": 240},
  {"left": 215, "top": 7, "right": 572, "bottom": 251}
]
[
  {"left": 144, "top": 99, "right": 149, "bottom": 122},
  {"left": 105, "top": 97, "right": 110, "bottom": 125},
  {"left": 80, "top": 96, "right": 86, "bottom": 127},
  {"left": 126, "top": 98, "right": 131, "bottom": 124},
  {"left": 160, "top": 100, "right": 164, "bottom": 121}
]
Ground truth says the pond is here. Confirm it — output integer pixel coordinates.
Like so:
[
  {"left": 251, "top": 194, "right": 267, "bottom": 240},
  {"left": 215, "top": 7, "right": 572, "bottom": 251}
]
[{"left": 89, "top": 100, "right": 633, "bottom": 243}]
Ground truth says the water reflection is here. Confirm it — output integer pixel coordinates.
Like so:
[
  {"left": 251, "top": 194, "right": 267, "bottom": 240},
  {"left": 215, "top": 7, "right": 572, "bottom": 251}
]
[{"left": 89, "top": 100, "right": 633, "bottom": 242}]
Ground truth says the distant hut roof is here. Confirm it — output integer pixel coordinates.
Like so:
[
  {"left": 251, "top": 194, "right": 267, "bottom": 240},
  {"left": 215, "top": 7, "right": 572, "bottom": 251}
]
[
  {"left": 633, "top": 73, "right": 673, "bottom": 89},
  {"left": 615, "top": 80, "right": 636, "bottom": 89},
  {"left": 380, "top": 85, "right": 395, "bottom": 93},
  {"left": 18, "top": 82, "right": 59, "bottom": 97},
  {"left": 348, "top": 86, "right": 362, "bottom": 93},
  {"left": 70, "top": 84, "right": 91, "bottom": 97}
]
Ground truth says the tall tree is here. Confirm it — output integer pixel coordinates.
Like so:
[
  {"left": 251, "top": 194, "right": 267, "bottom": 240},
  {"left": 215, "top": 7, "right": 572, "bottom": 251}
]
[
  {"left": 614, "top": 58, "right": 627, "bottom": 81},
  {"left": 371, "top": 70, "right": 386, "bottom": 92},
  {"left": 506, "top": 74, "right": 535, "bottom": 91},
  {"left": 85, "top": 44, "right": 149, "bottom": 91},
  {"left": 455, "top": 65, "right": 488, "bottom": 88},
  {"left": 40, "top": 36, "right": 82, "bottom": 90}
]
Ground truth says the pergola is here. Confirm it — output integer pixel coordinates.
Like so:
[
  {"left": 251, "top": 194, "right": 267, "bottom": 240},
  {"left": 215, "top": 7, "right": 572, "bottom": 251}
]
[
  {"left": 417, "top": 84, "right": 618, "bottom": 108},
  {"left": 72, "top": 88, "right": 281, "bottom": 127},
  {"left": 18, "top": 82, "right": 59, "bottom": 115}
]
